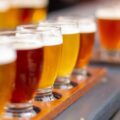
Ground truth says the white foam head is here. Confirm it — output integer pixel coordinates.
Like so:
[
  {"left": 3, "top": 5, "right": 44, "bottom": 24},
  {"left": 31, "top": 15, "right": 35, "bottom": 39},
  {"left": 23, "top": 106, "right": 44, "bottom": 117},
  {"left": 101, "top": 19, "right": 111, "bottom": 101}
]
[
  {"left": 78, "top": 19, "right": 96, "bottom": 33},
  {"left": 17, "top": 25, "right": 63, "bottom": 46},
  {"left": 37, "top": 27, "right": 63, "bottom": 46},
  {"left": 0, "top": 0, "right": 10, "bottom": 12},
  {"left": 12, "top": 36, "right": 43, "bottom": 50},
  {"left": 0, "top": 46, "right": 16, "bottom": 65},
  {"left": 39, "top": 21, "right": 79, "bottom": 35},
  {"left": 11, "top": 0, "right": 48, "bottom": 8},
  {"left": 61, "top": 25, "right": 79, "bottom": 34},
  {"left": 96, "top": 8, "right": 120, "bottom": 20}
]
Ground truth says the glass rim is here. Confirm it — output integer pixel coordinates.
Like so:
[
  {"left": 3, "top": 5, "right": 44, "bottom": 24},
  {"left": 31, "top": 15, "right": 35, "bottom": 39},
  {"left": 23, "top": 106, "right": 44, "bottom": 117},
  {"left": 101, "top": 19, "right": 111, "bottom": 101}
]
[
  {"left": 39, "top": 20, "right": 79, "bottom": 26},
  {"left": 17, "top": 24, "right": 61, "bottom": 32},
  {"left": 0, "top": 30, "right": 38, "bottom": 36}
]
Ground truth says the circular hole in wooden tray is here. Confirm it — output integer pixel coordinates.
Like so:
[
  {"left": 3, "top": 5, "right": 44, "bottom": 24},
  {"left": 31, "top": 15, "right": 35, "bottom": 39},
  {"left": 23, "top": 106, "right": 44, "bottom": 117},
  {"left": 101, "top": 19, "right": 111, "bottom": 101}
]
[
  {"left": 71, "top": 81, "right": 78, "bottom": 87},
  {"left": 53, "top": 92, "right": 62, "bottom": 100},
  {"left": 87, "top": 72, "right": 92, "bottom": 77},
  {"left": 33, "top": 106, "right": 41, "bottom": 114}
]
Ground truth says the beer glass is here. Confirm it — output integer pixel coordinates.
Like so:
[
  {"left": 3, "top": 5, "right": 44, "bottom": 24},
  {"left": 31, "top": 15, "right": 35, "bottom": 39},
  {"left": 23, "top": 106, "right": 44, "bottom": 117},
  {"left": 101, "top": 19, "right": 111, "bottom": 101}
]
[
  {"left": 74, "top": 18, "right": 96, "bottom": 80},
  {"left": 40, "top": 21, "right": 80, "bottom": 89},
  {"left": 0, "top": 0, "right": 48, "bottom": 29},
  {"left": 96, "top": 8, "right": 120, "bottom": 61},
  {"left": 0, "top": 43, "right": 16, "bottom": 118},
  {"left": 58, "top": 17, "right": 96, "bottom": 80},
  {"left": 17, "top": 25, "right": 63, "bottom": 101},
  {"left": 0, "top": 31, "right": 44, "bottom": 118}
]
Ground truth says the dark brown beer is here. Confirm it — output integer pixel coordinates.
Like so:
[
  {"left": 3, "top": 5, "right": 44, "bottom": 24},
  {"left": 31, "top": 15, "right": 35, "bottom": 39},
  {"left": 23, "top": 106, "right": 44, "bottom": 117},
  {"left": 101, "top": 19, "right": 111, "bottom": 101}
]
[{"left": 11, "top": 41, "right": 43, "bottom": 103}]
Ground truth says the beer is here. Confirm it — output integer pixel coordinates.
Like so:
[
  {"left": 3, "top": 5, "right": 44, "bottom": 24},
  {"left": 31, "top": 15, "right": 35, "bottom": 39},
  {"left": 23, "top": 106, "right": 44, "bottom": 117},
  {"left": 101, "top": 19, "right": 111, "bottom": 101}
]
[
  {"left": 96, "top": 8, "right": 120, "bottom": 51},
  {"left": 0, "top": 46, "right": 16, "bottom": 115},
  {"left": 75, "top": 19, "right": 96, "bottom": 68},
  {"left": 39, "top": 44, "right": 62, "bottom": 88},
  {"left": 0, "top": 0, "right": 48, "bottom": 29},
  {"left": 58, "top": 31, "right": 80, "bottom": 76},
  {"left": 0, "top": 32, "right": 44, "bottom": 118},
  {"left": 17, "top": 25, "right": 63, "bottom": 89},
  {"left": 11, "top": 40, "right": 43, "bottom": 103},
  {"left": 17, "top": 25, "right": 63, "bottom": 101},
  {"left": 39, "top": 21, "right": 80, "bottom": 89}
]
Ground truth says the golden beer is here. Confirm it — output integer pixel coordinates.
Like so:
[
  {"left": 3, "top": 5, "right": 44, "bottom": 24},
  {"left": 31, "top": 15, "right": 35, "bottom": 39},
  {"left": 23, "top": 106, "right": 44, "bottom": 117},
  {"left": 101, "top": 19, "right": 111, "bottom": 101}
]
[
  {"left": 39, "top": 44, "right": 62, "bottom": 88},
  {"left": 58, "top": 32, "right": 80, "bottom": 76},
  {"left": 0, "top": 0, "right": 48, "bottom": 29},
  {"left": 40, "top": 21, "right": 80, "bottom": 89},
  {"left": 0, "top": 46, "right": 16, "bottom": 115}
]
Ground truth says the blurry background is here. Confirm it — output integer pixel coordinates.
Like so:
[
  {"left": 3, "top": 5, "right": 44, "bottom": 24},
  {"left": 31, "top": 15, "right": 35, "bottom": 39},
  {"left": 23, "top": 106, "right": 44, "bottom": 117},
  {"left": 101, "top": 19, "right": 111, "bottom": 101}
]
[
  {"left": 0, "top": 0, "right": 119, "bottom": 29},
  {"left": 0, "top": 0, "right": 99, "bottom": 30}
]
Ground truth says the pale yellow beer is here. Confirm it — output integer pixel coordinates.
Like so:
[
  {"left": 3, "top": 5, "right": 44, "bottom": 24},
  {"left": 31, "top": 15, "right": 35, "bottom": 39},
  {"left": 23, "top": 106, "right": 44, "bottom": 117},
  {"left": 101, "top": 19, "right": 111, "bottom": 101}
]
[{"left": 0, "top": 46, "right": 16, "bottom": 116}]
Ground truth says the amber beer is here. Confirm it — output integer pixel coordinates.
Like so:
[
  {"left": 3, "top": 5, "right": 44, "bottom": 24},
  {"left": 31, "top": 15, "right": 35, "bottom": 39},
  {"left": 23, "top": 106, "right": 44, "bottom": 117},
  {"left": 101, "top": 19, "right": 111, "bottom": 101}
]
[
  {"left": 0, "top": 46, "right": 16, "bottom": 115},
  {"left": 96, "top": 8, "right": 120, "bottom": 52},
  {"left": 0, "top": 0, "right": 48, "bottom": 29},
  {"left": 75, "top": 19, "right": 96, "bottom": 68}
]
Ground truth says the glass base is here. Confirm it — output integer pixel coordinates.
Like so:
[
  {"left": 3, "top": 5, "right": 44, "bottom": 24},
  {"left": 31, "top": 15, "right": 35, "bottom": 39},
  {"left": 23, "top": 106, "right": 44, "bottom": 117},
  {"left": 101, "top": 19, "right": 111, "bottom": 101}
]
[
  {"left": 35, "top": 87, "right": 56, "bottom": 102},
  {"left": 4, "top": 101, "right": 35, "bottom": 119},
  {"left": 101, "top": 49, "right": 119, "bottom": 61},
  {"left": 72, "top": 68, "right": 88, "bottom": 81},
  {"left": 54, "top": 76, "right": 73, "bottom": 89}
]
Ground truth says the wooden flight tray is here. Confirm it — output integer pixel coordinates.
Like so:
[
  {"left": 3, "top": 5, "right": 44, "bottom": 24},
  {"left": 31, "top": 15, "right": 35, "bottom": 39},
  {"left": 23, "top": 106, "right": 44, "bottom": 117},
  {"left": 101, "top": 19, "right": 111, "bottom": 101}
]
[{"left": 32, "top": 67, "right": 106, "bottom": 120}]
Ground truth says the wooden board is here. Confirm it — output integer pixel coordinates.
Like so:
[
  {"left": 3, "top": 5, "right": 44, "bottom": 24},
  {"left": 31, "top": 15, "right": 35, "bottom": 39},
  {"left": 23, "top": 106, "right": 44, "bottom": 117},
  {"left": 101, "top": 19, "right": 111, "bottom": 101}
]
[{"left": 31, "top": 67, "right": 106, "bottom": 120}]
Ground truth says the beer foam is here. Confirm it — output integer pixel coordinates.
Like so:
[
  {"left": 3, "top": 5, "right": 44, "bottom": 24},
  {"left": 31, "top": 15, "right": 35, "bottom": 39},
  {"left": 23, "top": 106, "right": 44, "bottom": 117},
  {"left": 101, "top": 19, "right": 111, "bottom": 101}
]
[
  {"left": 43, "top": 36, "right": 63, "bottom": 46},
  {"left": 11, "top": 0, "right": 48, "bottom": 8},
  {"left": 15, "top": 33, "right": 43, "bottom": 49},
  {"left": 12, "top": 40, "right": 43, "bottom": 50},
  {"left": 0, "top": 1, "right": 10, "bottom": 12},
  {"left": 61, "top": 27, "right": 79, "bottom": 34},
  {"left": 0, "top": 46, "right": 16, "bottom": 65},
  {"left": 39, "top": 22, "right": 79, "bottom": 34},
  {"left": 96, "top": 8, "right": 120, "bottom": 19},
  {"left": 37, "top": 27, "right": 63, "bottom": 46},
  {"left": 79, "top": 23, "right": 96, "bottom": 33}
]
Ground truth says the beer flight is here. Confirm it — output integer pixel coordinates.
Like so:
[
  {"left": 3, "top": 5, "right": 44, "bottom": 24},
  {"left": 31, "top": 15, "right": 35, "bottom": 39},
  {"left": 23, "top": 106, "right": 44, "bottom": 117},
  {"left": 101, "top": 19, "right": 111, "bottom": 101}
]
[{"left": 0, "top": 7, "right": 120, "bottom": 119}]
